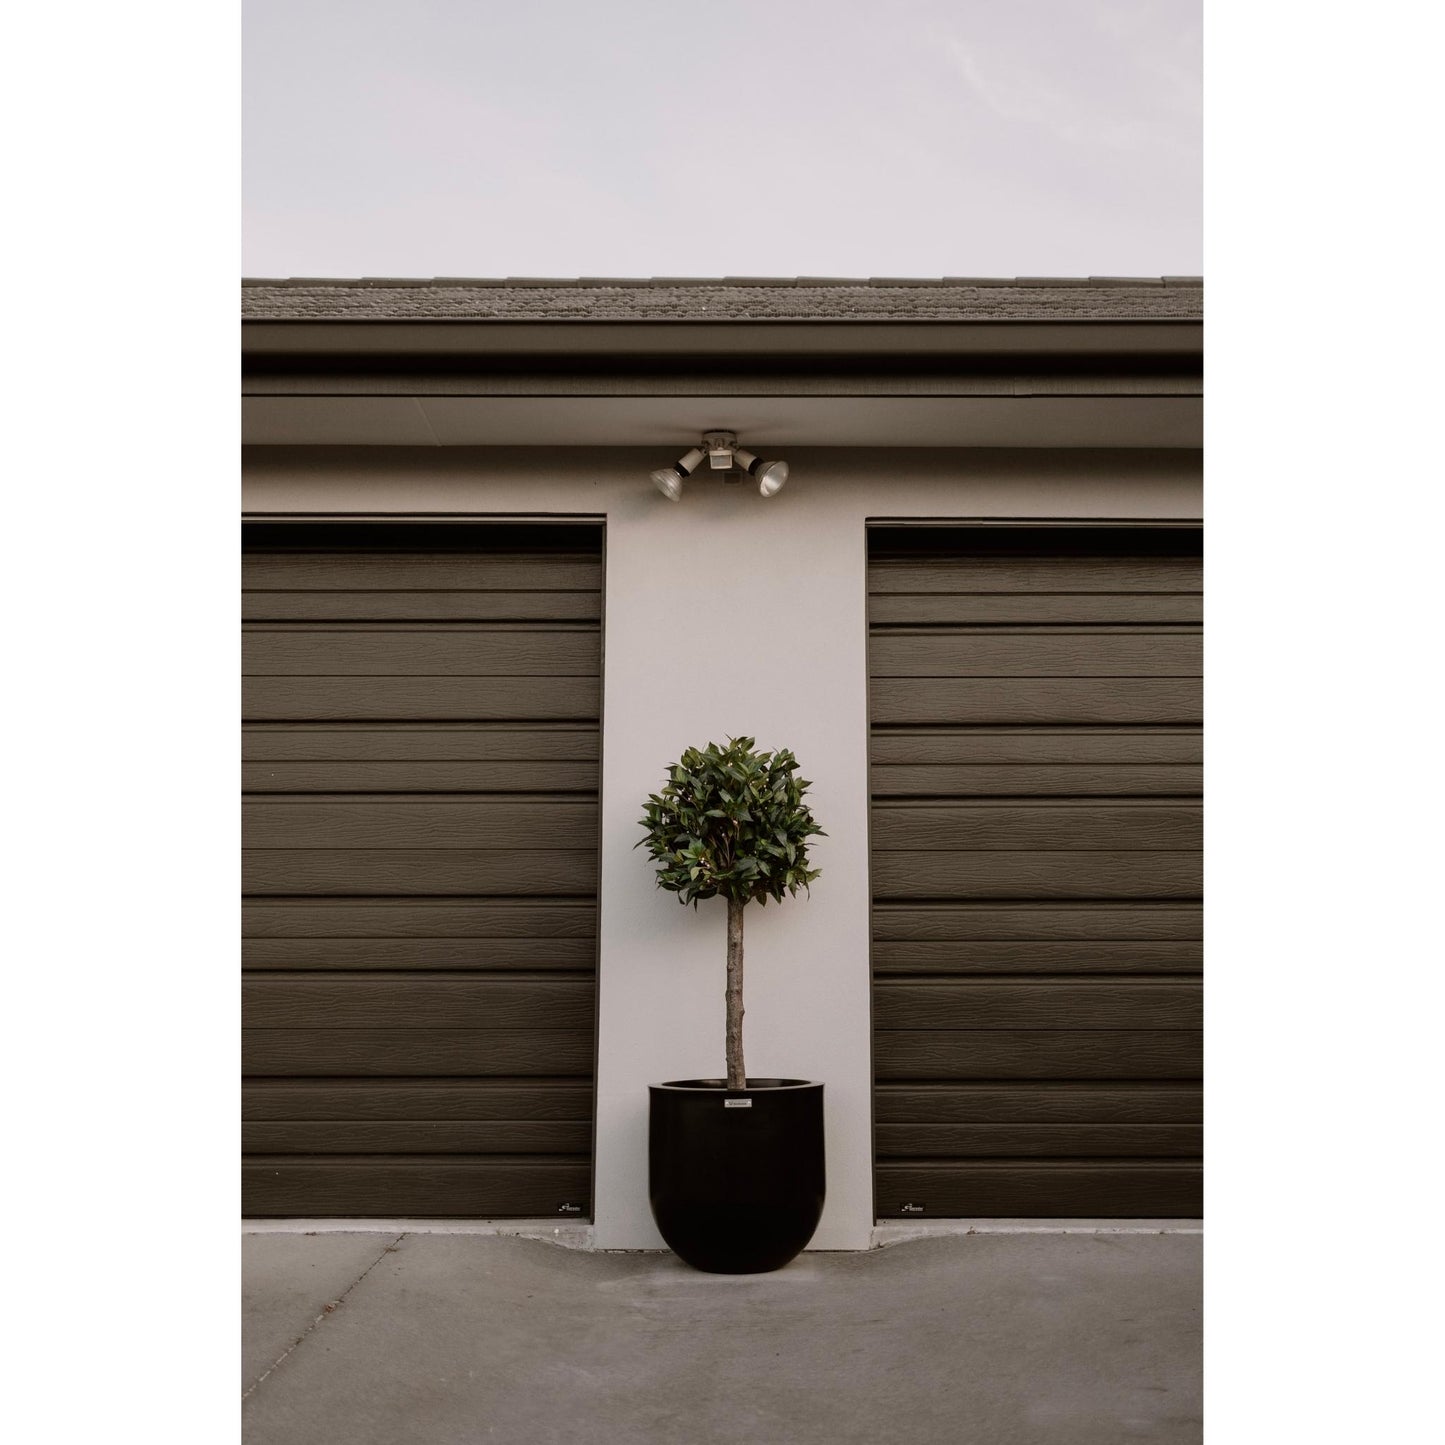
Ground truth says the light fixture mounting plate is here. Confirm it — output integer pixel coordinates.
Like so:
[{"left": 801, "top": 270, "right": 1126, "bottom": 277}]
[{"left": 701, "top": 430, "right": 738, "bottom": 471}]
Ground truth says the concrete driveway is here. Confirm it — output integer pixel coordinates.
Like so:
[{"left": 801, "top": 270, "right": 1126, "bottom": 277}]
[{"left": 243, "top": 1229, "right": 1201, "bottom": 1445}]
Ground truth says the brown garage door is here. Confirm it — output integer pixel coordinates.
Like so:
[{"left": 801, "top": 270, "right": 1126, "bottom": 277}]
[
  {"left": 243, "top": 521, "right": 601, "bottom": 1217},
  {"left": 869, "top": 524, "right": 1202, "bottom": 1218}
]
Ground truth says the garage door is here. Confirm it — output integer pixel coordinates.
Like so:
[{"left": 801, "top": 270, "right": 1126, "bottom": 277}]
[
  {"left": 869, "top": 524, "right": 1202, "bottom": 1218},
  {"left": 243, "top": 521, "right": 601, "bottom": 1217}
]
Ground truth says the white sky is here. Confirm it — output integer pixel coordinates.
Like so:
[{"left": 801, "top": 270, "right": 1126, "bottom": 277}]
[{"left": 243, "top": 0, "right": 1201, "bottom": 278}]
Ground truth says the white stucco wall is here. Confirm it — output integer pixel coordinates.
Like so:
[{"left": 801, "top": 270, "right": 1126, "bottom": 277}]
[{"left": 244, "top": 446, "right": 1202, "bottom": 1249}]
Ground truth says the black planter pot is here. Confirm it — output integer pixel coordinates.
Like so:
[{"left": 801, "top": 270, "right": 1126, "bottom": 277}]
[{"left": 648, "top": 1078, "right": 825, "bottom": 1274}]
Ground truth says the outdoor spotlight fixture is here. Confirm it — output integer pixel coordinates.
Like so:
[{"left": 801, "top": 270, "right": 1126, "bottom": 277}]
[{"left": 649, "top": 432, "right": 789, "bottom": 500}]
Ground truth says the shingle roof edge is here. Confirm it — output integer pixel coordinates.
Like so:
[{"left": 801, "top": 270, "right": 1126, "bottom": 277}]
[
  {"left": 242, "top": 276, "right": 1203, "bottom": 288},
  {"left": 242, "top": 277, "right": 1203, "bottom": 324}
]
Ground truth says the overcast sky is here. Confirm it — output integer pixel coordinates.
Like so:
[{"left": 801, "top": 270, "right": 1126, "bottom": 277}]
[{"left": 243, "top": 0, "right": 1200, "bottom": 279}]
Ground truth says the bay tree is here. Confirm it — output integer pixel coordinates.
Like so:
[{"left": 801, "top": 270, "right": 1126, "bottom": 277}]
[{"left": 636, "top": 738, "right": 824, "bottom": 1089}]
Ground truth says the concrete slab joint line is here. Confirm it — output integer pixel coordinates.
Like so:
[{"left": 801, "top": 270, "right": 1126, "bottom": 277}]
[{"left": 242, "top": 1231, "right": 405, "bottom": 1402}]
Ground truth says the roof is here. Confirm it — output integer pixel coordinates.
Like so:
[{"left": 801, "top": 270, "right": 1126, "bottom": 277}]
[{"left": 242, "top": 277, "right": 1203, "bottom": 323}]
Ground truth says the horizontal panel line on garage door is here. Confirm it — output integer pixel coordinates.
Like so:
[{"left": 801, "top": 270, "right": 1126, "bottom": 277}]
[
  {"left": 244, "top": 592, "right": 603, "bottom": 622},
  {"left": 872, "top": 625, "right": 1195, "bottom": 632},
  {"left": 869, "top": 597, "right": 1203, "bottom": 625},
  {"left": 871, "top": 631, "right": 1201, "bottom": 679},
  {"left": 244, "top": 1080, "right": 593, "bottom": 1119},
  {"left": 876, "top": 1079, "right": 1204, "bottom": 1092},
  {"left": 871, "top": 769, "right": 1202, "bottom": 798},
  {"left": 879, "top": 972, "right": 1202, "bottom": 987},
  {"left": 873, "top": 943, "right": 1201, "bottom": 973},
  {"left": 244, "top": 899, "right": 596, "bottom": 935},
  {"left": 246, "top": 1075, "right": 592, "bottom": 1087},
  {"left": 243, "top": 585, "right": 592, "bottom": 594},
  {"left": 875, "top": 1023, "right": 1203, "bottom": 1037},
  {"left": 875, "top": 1083, "right": 1202, "bottom": 1122},
  {"left": 874, "top": 1030, "right": 1201, "bottom": 1079},
  {"left": 244, "top": 1154, "right": 589, "bottom": 1165},
  {"left": 243, "top": 851, "right": 598, "bottom": 895},
  {"left": 243, "top": 968, "right": 592, "bottom": 983},
  {"left": 245, "top": 1018, "right": 597, "bottom": 1033},
  {"left": 241, "top": 1158, "right": 594, "bottom": 1215},
  {"left": 872, "top": 798, "right": 1196, "bottom": 808},
  {"left": 874, "top": 1163, "right": 1201, "bottom": 1218},
  {"left": 244, "top": 620, "right": 599, "bottom": 630},
  {"left": 875, "top": 901, "right": 1201, "bottom": 912},
  {"left": 243, "top": 799, "right": 598, "bottom": 849},
  {"left": 243, "top": 844, "right": 599, "bottom": 856},
  {"left": 872, "top": 726, "right": 1201, "bottom": 763},
  {"left": 243, "top": 1163, "right": 593, "bottom": 1217},
  {"left": 872, "top": 902, "right": 1201, "bottom": 939},
  {"left": 871, "top": 618, "right": 1200, "bottom": 627},
  {"left": 868, "top": 559, "right": 1202, "bottom": 593},
  {"left": 243, "top": 630, "right": 598, "bottom": 678},
  {"left": 242, "top": 971, "right": 592, "bottom": 982},
  {"left": 244, "top": 677, "right": 599, "bottom": 722},
  {"left": 874, "top": 981, "right": 1200, "bottom": 1029},
  {"left": 873, "top": 1160, "right": 1204, "bottom": 1179},
  {"left": 244, "top": 796, "right": 593, "bottom": 807},
  {"left": 873, "top": 852, "right": 1201, "bottom": 900},
  {"left": 243, "top": 1121, "right": 592, "bottom": 1154},
  {"left": 242, "top": 556, "right": 602, "bottom": 591},
  {"left": 244, "top": 1029, "right": 596, "bottom": 1075},
  {"left": 244, "top": 766, "right": 600, "bottom": 793},
  {"left": 244, "top": 721, "right": 600, "bottom": 751},
  {"left": 871, "top": 802, "right": 1200, "bottom": 851},
  {"left": 244, "top": 791, "right": 593, "bottom": 801},
  {"left": 243, "top": 893, "right": 599, "bottom": 907},
  {"left": 870, "top": 679, "right": 1200, "bottom": 725},
  {"left": 876, "top": 1124, "right": 1201, "bottom": 1158},
  {"left": 243, "top": 942, "right": 596, "bottom": 969}
]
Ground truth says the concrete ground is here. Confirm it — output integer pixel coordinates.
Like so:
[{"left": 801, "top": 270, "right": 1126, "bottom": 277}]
[{"left": 243, "top": 1231, "right": 1201, "bottom": 1445}]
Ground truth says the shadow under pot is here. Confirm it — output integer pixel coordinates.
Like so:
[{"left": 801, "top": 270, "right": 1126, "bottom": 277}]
[{"left": 648, "top": 1078, "right": 826, "bottom": 1274}]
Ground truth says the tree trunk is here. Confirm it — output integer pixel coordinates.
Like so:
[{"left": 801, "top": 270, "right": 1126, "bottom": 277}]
[{"left": 725, "top": 895, "right": 746, "bottom": 1089}]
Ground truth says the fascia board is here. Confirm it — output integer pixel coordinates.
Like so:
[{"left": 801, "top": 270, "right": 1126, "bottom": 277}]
[
  {"left": 243, "top": 320, "right": 1202, "bottom": 363},
  {"left": 241, "top": 394, "right": 1202, "bottom": 449}
]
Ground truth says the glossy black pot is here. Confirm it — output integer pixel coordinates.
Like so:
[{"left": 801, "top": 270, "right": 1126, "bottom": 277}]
[{"left": 648, "top": 1079, "right": 825, "bottom": 1274}]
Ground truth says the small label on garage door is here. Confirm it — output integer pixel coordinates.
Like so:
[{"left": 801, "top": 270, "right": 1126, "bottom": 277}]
[
  {"left": 557, "top": 1202, "right": 584, "bottom": 1214},
  {"left": 901, "top": 1202, "right": 925, "bottom": 1214}
]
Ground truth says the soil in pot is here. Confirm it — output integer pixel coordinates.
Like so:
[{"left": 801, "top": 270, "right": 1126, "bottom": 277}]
[{"left": 649, "top": 1078, "right": 825, "bottom": 1274}]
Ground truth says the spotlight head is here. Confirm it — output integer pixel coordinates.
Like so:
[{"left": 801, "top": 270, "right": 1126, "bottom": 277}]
[
  {"left": 756, "top": 460, "right": 789, "bottom": 498},
  {"left": 648, "top": 446, "right": 705, "bottom": 501},
  {"left": 650, "top": 467, "right": 683, "bottom": 501},
  {"left": 733, "top": 447, "right": 790, "bottom": 498}
]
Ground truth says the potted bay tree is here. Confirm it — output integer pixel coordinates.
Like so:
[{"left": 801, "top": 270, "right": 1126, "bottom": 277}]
[{"left": 636, "top": 737, "right": 825, "bottom": 1273}]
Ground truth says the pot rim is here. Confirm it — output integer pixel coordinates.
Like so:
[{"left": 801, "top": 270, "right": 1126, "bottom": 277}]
[{"left": 652, "top": 1078, "right": 821, "bottom": 1092}]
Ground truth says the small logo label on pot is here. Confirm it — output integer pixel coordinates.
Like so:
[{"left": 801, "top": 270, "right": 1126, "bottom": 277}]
[
  {"left": 901, "top": 1202, "right": 925, "bottom": 1214},
  {"left": 724, "top": 1099, "right": 753, "bottom": 1109}
]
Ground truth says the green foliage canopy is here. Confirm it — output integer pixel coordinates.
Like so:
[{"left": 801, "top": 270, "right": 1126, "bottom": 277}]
[{"left": 636, "top": 737, "right": 824, "bottom": 908}]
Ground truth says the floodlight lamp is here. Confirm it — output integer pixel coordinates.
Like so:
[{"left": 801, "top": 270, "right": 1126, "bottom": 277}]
[
  {"left": 650, "top": 446, "right": 705, "bottom": 501},
  {"left": 733, "top": 447, "right": 790, "bottom": 498}
]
